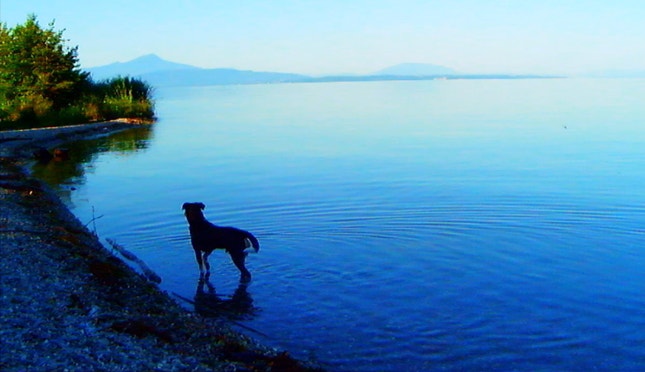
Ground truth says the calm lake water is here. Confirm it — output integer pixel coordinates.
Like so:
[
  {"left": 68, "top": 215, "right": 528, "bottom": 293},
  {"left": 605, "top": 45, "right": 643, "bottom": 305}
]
[{"left": 35, "top": 79, "right": 645, "bottom": 371}]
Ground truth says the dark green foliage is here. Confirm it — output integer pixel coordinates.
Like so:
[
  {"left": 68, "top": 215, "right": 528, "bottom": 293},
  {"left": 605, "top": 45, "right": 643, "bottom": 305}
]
[
  {"left": 0, "top": 15, "right": 154, "bottom": 130},
  {"left": 0, "top": 15, "right": 88, "bottom": 122}
]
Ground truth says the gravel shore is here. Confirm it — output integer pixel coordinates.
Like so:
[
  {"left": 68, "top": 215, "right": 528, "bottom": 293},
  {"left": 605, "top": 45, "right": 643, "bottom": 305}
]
[{"left": 0, "top": 122, "right": 321, "bottom": 371}]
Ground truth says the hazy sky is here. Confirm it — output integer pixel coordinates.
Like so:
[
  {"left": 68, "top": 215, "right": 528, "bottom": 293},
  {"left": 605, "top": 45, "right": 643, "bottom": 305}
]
[{"left": 2, "top": 1, "right": 644, "bottom": 75}]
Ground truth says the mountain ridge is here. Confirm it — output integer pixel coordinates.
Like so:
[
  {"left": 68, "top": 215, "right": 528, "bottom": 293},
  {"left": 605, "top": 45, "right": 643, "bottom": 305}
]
[
  {"left": 86, "top": 54, "right": 200, "bottom": 80},
  {"left": 84, "top": 54, "right": 560, "bottom": 86}
]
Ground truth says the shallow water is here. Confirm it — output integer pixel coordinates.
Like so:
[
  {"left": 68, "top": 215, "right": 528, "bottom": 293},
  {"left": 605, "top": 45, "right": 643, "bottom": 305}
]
[{"left": 35, "top": 79, "right": 645, "bottom": 370}]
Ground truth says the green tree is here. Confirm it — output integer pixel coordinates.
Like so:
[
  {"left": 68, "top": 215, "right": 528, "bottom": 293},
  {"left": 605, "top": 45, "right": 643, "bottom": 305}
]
[
  {"left": 0, "top": 24, "right": 11, "bottom": 120},
  {"left": 0, "top": 14, "right": 89, "bottom": 122},
  {"left": 0, "top": 14, "right": 154, "bottom": 129}
]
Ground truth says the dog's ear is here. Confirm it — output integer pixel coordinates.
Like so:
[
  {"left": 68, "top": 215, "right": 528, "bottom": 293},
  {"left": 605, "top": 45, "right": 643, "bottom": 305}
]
[
  {"left": 198, "top": 202, "right": 205, "bottom": 210},
  {"left": 182, "top": 203, "right": 188, "bottom": 210}
]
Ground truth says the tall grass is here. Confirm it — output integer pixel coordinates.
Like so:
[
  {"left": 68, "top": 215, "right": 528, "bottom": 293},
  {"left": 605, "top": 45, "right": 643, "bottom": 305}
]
[
  {"left": 0, "top": 76, "right": 155, "bottom": 130},
  {"left": 93, "top": 76, "right": 155, "bottom": 121}
]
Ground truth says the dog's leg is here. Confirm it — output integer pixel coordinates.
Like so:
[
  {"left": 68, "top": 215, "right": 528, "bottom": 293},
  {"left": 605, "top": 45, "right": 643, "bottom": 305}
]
[
  {"left": 230, "top": 250, "right": 251, "bottom": 281},
  {"left": 194, "top": 249, "right": 204, "bottom": 273},
  {"left": 203, "top": 251, "right": 212, "bottom": 273}
]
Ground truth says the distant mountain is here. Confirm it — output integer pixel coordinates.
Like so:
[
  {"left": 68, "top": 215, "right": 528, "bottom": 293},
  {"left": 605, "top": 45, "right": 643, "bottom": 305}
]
[
  {"left": 85, "top": 54, "right": 309, "bottom": 86},
  {"left": 374, "top": 63, "right": 457, "bottom": 76},
  {"left": 140, "top": 68, "right": 309, "bottom": 87},
  {"left": 85, "top": 54, "right": 557, "bottom": 87},
  {"left": 86, "top": 54, "right": 200, "bottom": 80}
]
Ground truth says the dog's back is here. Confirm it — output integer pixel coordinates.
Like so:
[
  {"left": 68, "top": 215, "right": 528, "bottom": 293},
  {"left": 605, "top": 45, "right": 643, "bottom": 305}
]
[
  {"left": 219, "top": 226, "right": 260, "bottom": 253},
  {"left": 191, "top": 223, "right": 259, "bottom": 254}
]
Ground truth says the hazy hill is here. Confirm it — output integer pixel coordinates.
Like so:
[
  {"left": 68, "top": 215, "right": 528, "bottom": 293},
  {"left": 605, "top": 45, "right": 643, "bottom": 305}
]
[
  {"left": 373, "top": 63, "right": 457, "bottom": 76},
  {"left": 140, "top": 68, "right": 309, "bottom": 87},
  {"left": 86, "top": 54, "right": 200, "bottom": 80},
  {"left": 85, "top": 55, "right": 557, "bottom": 87},
  {"left": 85, "top": 54, "right": 309, "bottom": 86}
]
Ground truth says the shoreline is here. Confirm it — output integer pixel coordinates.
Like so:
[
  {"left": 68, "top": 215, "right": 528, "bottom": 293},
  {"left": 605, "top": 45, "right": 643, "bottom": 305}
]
[
  {"left": 0, "top": 121, "right": 321, "bottom": 371},
  {"left": 0, "top": 120, "right": 148, "bottom": 158}
]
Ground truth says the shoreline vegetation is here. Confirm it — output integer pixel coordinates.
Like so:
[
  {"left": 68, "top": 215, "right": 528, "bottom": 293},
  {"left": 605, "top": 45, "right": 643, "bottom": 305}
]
[
  {"left": 0, "top": 15, "right": 155, "bottom": 131},
  {"left": 0, "top": 121, "right": 323, "bottom": 371}
]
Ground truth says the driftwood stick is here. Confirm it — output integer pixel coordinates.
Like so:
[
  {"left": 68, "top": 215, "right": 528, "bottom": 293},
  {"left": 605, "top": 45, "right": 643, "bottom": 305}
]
[{"left": 106, "top": 238, "right": 162, "bottom": 284}]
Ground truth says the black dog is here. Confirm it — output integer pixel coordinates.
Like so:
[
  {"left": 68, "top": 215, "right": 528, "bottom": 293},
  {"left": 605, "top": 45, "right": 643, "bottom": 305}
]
[{"left": 182, "top": 202, "right": 259, "bottom": 281}]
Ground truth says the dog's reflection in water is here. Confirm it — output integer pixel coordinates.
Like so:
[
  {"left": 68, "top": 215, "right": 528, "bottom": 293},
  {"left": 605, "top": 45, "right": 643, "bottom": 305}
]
[{"left": 194, "top": 273, "right": 257, "bottom": 320}]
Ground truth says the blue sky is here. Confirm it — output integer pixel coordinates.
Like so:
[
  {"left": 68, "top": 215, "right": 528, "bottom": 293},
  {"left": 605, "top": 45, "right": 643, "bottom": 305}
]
[{"left": 2, "top": 0, "right": 644, "bottom": 75}]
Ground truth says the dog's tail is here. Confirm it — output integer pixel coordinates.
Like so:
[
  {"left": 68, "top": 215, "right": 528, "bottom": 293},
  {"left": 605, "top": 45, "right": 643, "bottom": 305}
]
[{"left": 243, "top": 231, "right": 260, "bottom": 253}]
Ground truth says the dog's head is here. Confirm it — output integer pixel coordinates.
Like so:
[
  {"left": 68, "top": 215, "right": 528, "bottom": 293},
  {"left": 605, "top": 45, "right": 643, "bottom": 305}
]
[{"left": 182, "top": 202, "right": 206, "bottom": 223}]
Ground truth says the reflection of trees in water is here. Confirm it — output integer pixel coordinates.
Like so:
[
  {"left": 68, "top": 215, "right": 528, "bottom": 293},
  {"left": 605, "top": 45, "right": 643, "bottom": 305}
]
[{"left": 31, "top": 126, "right": 154, "bottom": 200}]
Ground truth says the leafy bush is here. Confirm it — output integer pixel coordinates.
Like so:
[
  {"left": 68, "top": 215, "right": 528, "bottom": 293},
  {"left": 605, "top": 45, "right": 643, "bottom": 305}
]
[{"left": 0, "top": 15, "right": 155, "bottom": 130}]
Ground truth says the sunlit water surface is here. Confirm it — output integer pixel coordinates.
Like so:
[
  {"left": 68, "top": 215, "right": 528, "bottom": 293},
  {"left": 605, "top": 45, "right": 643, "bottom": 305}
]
[{"left": 35, "top": 79, "right": 645, "bottom": 371}]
